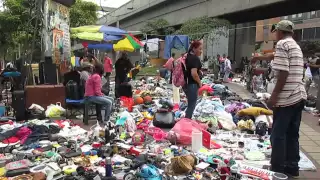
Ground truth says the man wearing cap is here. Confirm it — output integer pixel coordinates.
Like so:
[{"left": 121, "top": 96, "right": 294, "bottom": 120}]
[
  {"left": 253, "top": 20, "right": 306, "bottom": 178},
  {"left": 80, "top": 62, "right": 93, "bottom": 82}
]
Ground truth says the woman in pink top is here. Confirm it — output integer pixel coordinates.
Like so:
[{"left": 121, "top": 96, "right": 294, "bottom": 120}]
[
  {"left": 85, "top": 63, "right": 114, "bottom": 122},
  {"left": 104, "top": 54, "right": 113, "bottom": 96}
]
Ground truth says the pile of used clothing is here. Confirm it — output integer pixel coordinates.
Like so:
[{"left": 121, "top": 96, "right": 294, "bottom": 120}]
[{"left": 0, "top": 74, "right": 316, "bottom": 180}]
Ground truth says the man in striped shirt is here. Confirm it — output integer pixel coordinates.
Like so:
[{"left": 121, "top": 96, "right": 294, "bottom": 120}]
[{"left": 268, "top": 20, "right": 306, "bottom": 178}]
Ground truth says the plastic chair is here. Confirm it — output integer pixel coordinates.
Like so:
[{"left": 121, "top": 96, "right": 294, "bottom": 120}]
[{"left": 83, "top": 100, "right": 102, "bottom": 125}]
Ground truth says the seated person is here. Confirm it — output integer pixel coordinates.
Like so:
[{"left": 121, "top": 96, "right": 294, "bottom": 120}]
[
  {"left": 80, "top": 62, "right": 93, "bottom": 82},
  {"left": 85, "top": 63, "right": 114, "bottom": 122}
]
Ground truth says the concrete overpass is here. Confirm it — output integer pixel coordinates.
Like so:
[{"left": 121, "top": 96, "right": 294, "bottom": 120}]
[{"left": 98, "top": 0, "right": 320, "bottom": 31}]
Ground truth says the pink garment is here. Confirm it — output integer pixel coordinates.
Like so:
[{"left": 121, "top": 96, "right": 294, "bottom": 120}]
[
  {"left": 164, "top": 57, "right": 174, "bottom": 70},
  {"left": 15, "top": 127, "right": 32, "bottom": 144},
  {"left": 85, "top": 73, "right": 103, "bottom": 97},
  {"left": 104, "top": 57, "right": 113, "bottom": 73},
  {"left": 219, "top": 57, "right": 226, "bottom": 63}
]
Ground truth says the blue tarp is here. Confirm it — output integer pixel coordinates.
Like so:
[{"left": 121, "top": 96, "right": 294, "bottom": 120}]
[
  {"left": 88, "top": 43, "right": 113, "bottom": 50},
  {"left": 164, "top": 35, "right": 190, "bottom": 59}
]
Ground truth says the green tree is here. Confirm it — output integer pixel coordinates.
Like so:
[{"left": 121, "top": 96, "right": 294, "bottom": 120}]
[
  {"left": 70, "top": 0, "right": 98, "bottom": 27},
  {"left": 0, "top": 0, "right": 37, "bottom": 61},
  {"left": 175, "top": 16, "right": 230, "bottom": 40},
  {"left": 141, "top": 19, "right": 175, "bottom": 35},
  {"left": 299, "top": 41, "right": 320, "bottom": 56}
]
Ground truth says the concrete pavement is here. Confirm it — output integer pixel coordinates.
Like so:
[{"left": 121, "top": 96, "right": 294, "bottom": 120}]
[{"left": 226, "top": 82, "right": 320, "bottom": 179}]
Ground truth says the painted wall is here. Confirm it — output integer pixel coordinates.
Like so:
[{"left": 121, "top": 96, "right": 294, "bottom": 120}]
[{"left": 43, "top": 0, "right": 71, "bottom": 64}]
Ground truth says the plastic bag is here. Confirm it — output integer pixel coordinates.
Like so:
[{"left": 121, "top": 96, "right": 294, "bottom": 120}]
[
  {"left": 120, "top": 96, "right": 134, "bottom": 112},
  {"left": 45, "top": 103, "right": 65, "bottom": 118},
  {"left": 116, "top": 111, "right": 137, "bottom": 132},
  {"left": 306, "top": 67, "right": 312, "bottom": 79},
  {"left": 169, "top": 118, "right": 208, "bottom": 145},
  {"left": 215, "top": 111, "right": 236, "bottom": 131}
]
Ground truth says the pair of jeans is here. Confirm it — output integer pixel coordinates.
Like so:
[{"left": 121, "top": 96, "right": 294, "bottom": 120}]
[
  {"left": 185, "top": 84, "right": 199, "bottom": 119},
  {"left": 270, "top": 100, "right": 305, "bottom": 173},
  {"left": 85, "top": 96, "right": 114, "bottom": 121}
]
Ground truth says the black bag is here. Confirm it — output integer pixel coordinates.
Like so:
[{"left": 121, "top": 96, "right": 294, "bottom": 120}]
[
  {"left": 256, "top": 122, "right": 268, "bottom": 136},
  {"left": 153, "top": 111, "right": 175, "bottom": 128},
  {"left": 66, "top": 80, "right": 80, "bottom": 100},
  {"left": 118, "top": 83, "right": 132, "bottom": 98}
]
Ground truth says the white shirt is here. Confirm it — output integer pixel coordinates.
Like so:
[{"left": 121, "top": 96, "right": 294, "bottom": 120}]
[{"left": 224, "top": 59, "right": 231, "bottom": 71}]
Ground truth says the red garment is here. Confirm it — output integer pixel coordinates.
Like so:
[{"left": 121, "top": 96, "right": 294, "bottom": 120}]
[
  {"left": 15, "top": 127, "right": 32, "bottom": 144},
  {"left": 2, "top": 136, "right": 19, "bottom": 144},
  {"left": 104, "top": 57, "right": 113, "bottom": 73},
  {"left": 54, "top": 120, "right": 66, "bottom": 128},
  {"left": 85, "top": 73, "right": 103, "bottom": 97}
]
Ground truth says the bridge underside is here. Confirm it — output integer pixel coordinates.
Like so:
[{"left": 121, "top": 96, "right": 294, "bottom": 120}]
[
  {"left": 222, "top": 0, "right": 320, "bottom": 23},
  {"left": 106, "top": 0, "right": 320, "bottom": 31}
]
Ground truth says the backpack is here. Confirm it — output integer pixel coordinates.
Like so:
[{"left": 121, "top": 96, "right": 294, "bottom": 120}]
[{"left": 172, "top": 56, "right": 186, "bottom": 87}]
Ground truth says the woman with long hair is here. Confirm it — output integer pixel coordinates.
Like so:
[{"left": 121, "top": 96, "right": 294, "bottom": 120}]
[
  {"left": 85, "top": 63, "right": 114, "bottom": 122},
  {"left": 185, "top": 41, "right": 203, "bottom": 119}
]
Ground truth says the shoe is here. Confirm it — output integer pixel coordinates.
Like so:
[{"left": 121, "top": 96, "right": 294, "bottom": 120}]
[
  {"left": 285, "top": 172, "right": 299, "bottom": 179},
  {"left": 284, "top": 168, "right": 299, "bottom": 179}
]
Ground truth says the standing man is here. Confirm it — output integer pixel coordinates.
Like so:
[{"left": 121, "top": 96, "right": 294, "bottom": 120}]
[
  {"left": 223, "top": 56, "right": 232, "bottom": 82},
  {"left": 260, "top": 20, "right": 306, "bottom": 178},
  {"left": 305, "top": 55, "right": 320, "bottom": 94},
  {"left": 214, "top": 54, "right": 221, "bottom": 80}
]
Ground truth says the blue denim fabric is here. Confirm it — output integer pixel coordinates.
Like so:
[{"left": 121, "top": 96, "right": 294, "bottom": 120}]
[
  {"left": 85, "top": 96, "right": 114, "bottom": 121},
  {"left": 185, "top": 84, "right": 199, "bottom": 119},
  {"left": 271, "top": 100, "right": 305, "bottom": 173}
]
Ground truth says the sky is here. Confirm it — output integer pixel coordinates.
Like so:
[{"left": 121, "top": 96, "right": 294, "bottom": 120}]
[{"left": 84, "top": 0, "right": 131, "bottom": 8}]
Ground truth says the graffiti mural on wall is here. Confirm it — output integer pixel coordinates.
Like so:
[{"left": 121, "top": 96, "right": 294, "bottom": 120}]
[{"left": 47, "top": 0, "right": 71, "bottom": 64}]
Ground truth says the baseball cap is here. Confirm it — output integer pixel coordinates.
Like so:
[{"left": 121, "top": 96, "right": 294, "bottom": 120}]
[
  {"left": 272, "top": 20, "right": 294, "bottom": 33},
  {"left": 81, "top": 62, "right": 93, "bottom": 68}
]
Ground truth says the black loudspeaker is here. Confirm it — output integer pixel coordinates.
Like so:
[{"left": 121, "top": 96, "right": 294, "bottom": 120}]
[
  {"left": 12, "top": 90, "right": 26, "bottom": 121},
  {"left": 44, "top": 63, "right": 57, "bottom": 84},
  {"left": 39, "top": 62, "right": 45, "bottom": 84}
]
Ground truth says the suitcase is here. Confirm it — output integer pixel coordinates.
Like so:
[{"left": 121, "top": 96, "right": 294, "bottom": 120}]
[
  {"left": 12, "top": 90, "right": 26, "bottom": 121},
  {"left": 26, "top": 85, "right": 65, "bottom": 108}
]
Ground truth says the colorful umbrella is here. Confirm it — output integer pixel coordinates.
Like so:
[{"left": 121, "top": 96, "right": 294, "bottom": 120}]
[
  {"left": 113, "top": 34, "right": 143, "bottom": 52},
  {"left": 70, "top": 25, "right": 127, "bottom": 41}
]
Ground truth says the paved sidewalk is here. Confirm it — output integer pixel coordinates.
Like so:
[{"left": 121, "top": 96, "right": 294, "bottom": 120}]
[{"left": 226, "top": 82, "right": 320, "bottom": 179}]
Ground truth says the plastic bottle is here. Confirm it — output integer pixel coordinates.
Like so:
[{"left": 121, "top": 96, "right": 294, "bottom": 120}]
[
  {"left": 105, "top": 157, "right": 112, "bottom": 177},
  {"left": 94, "top": 121, "right": 101, "bottom": 139}
]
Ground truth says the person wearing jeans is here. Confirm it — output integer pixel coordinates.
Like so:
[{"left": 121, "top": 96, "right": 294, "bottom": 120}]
[
  {"left": 85, "top": 63, "right": 114, "bottom": 122},
  {"left": 260, "top": 20, "right": 307, "bottom": 178},
  {"left": 185, "top": 41, "right": 203, "bottom": 119}
]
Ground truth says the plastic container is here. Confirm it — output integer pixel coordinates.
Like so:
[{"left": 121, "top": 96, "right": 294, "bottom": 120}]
[{"left": 191, "top": 130, "right": 202, "bottom": 152}]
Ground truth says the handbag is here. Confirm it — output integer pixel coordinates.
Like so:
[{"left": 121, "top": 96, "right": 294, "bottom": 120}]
[{"left": 153, "top": 111, "right": 175, "bottom": 128}]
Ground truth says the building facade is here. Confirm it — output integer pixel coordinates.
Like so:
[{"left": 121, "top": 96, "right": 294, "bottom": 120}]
[{"left": 256, "top": 10, "right": 320, "bottom": 51}]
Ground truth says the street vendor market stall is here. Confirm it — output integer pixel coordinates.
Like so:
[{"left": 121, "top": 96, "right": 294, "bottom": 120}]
[{"left": 0, "top": 74, "right": 316, "bottom": 180}]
